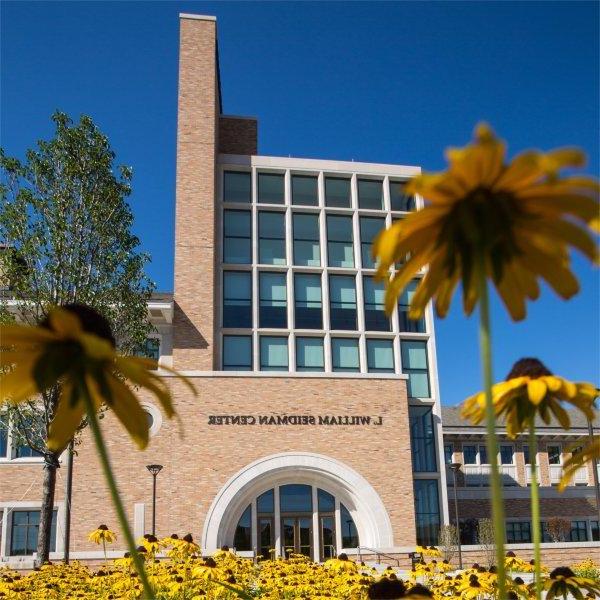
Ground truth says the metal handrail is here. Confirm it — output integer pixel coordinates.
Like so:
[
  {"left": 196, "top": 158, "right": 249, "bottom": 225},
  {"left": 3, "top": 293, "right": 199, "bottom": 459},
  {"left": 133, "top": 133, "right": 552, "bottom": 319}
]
[{"left": 356, "top": 546, "right": 400, "bottom": 567}]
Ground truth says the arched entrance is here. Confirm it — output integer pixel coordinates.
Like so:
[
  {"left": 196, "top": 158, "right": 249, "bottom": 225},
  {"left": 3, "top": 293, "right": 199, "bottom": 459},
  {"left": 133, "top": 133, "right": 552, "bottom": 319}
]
[{"left": 202, "top": 452, "right": 394, "bottom": 562}]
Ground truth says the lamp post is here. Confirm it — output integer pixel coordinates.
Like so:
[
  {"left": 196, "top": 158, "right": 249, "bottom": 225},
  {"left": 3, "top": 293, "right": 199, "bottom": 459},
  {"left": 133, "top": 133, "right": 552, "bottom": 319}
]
[
  {"left": 449, "top": 462, "right": 463, "bottom": 569},
  {"left": 587, "top": 414, "right": 600, "bottom": 531},
  {"left": 146, "top": 464, "right": 163, "bottom": 536}
]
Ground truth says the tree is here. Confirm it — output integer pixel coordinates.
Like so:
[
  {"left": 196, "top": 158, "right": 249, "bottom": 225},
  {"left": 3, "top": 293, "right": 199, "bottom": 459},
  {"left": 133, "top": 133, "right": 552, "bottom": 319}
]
[
  {"left": 438, "top": 524, "right": 458, "bottom": 564},
  {"left": 545, "top": 517, "right": 571, "bottom": 542},
  {"left": 476, "top": 518, "right": 496, "bottom": 568},
  {"left": 0, "top": 112, "right": 154, "bottom": 564}
]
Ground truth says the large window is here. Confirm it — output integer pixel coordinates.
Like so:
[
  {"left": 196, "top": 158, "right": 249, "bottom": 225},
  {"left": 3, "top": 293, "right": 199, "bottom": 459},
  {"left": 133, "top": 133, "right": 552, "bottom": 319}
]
[
  {"left": 136, "top": 338, "right": 160, "bottom": 362},
  {"left": 410, "top": 406, "right": 437, "bottom": 472},
  {"left": 325, "top": 177, "right": 351, "bottom": 208},
  {"left": 234, "top": 505, "right": 252, "bottom": 551},
  {"left": 390, "top": 180, "right": 415, "bottom": 211},
  {"left": 401, "top": 340, "right": 430, "bottom": 397},
  {"left": 296, "top": 337, "right": 325, "bottom": 372},
  {"left": 329, "top": 275, "right": 357, "bottom": 330},
  {"left": 358, "top": 179, "right": 383, "bottom": 209},
  {"left": 359, "top": 217, "right": 385, "bottom": 269},
  {"left": 506, "top": 521, "right": 531, "bottom": 543},
  {"left": 570, "top": 520, "right": 588, "bottom": 542},
  {"left": 280, "top": 484, "right": 313, "bottom": 512},
  {"left": 223, "top": 335, "right": 252, "bottom": 371},
  {"left": 260, "top": 336, "right": 288, "bottom": 371},
  {"left": 223, "top": 210, "right": 251, "bottom": 264},
  {"left": 444, "top": 443, "right": 453, "bottom": 465},
  {"left": 223, "top": 271, "right": 252, "bottom": 328},
  {"left": 331, "top": 338, "right": 360, "bottom": 372},
  {"left": 10, "top": 510, "right": 57, "bottom": 556},
  {"left": 363, "top": 276, "right": 389, "bottom": 331},
  {"left": 293, "top": 213, "right": 320, "bottom": 266},
  {"left": 366, "top": 339, "right": 394, "bottom": 373},
  {"left": 258, "top": 172, "right": 284, "bottom": 204},
  {"left": 547, "top": 445, "right": 561, "bottom": 465},
  {"left": 326, "top": 215, "right": 354, "bottom": 268},
  {"left": 223, "top": 171, "right": 251, "bottom": 203},
  {"left": 294, "top": 274, "right": 322, "bottom": 329},
  {"left": 292, "top": 175, "right": 318, "bottom": 206},
  {"left": 259, "top": 272, "right": 287, "bottom": 328},
  {"left": 259, "top": 212, "right": 286, "bottom": 265},
  {"left": 500, "top": 445, "right": 514, "bottom": 465},
  {"left": 341, "top": 503, "right": 359, "bottom": 548},
  {"left": 398, "top": 280, "right": 426, "bottom": 333},
  {"left": 413, "top": 479, "right": 440, "bottom": 545}
]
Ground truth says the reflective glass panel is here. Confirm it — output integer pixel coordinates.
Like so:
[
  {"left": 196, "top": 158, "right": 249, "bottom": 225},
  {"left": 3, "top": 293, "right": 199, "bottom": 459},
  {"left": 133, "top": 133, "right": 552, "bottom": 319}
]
[
  {"left": 366, "top": 339, "right": 394, "bottom": 373},
  {"left": 258, "top": 173, "right": 284, "bottom": 204},
  {"left": 359, "top": 217, "right": 385, "bottom": 268},
  {"left": 326, "top": 215, "right": 354, "bottom": 267},
  {"left": 223, "top": 271, "right": 252, "bottom": 328},
  {"left": 294, "top": 273, "right": 322, "bottom": 329},
  {"left": 257, "top": 489, "right": 274, "bottom": 513},
  {"left": 363, "top": 276, "right": 389, "bottom": 331},
  {"left": 318, "top": 489, "right": 335, "bottom": 512},
  {"left": 233, "top": 505, "right": 252, "bottom": 551},
  {"left": 331, "top": 338, "right": 360, "bottom": 372},
  {"left": 280, "top": 484, "right": 313, "bottom": 512},
  {"left": 259, "top": 212, "right": 286, "bottom": 265},
  {"left": 293, "top": 213, "right": 320, "bottom": 266},
  {"left": 340, "top": 504, "right": 359, "bottom": 548},
  {"left": 398, "top": 280, "right": 426, "bottom": 333},
  {"left": 292, "top": 175, "right": 318, "bottom": 206},
  {"left": 390, "top": 180, "right": 416, "bottom": 211},
  {"left": 223, "top": 336, "right": 252, "bottom": 371},
  {"left": 401, "top": 340, "right": 430, "bottom": 397},
  {"left": 223, "top": 210, "right": 251, "bottom": 264},
  {"left": 329, "top": 275, "right": 357, "bottom": 330},
  {"left": 325, "top": 177, "right": 351, "bottom": 207},
  {"left": 409, "top": 406, "right": 437, "bottom": 472},
  {"left": 223, "top": 171, "right": 251, "bottom": 203},
  {"left": 358, "top": 179, "right": 383, "bottom": 209},
  {"left": 259, "top": 272, "right": 287, "bottom": 328},
  {"left": 413, "top": 479, "right": 440, "bottom": 545},
  {"left": 296, "top": 337, "right": 324, "bottom": 372},
  {"left": 260, "top": 337, "right": 288, "bottom": 371}
]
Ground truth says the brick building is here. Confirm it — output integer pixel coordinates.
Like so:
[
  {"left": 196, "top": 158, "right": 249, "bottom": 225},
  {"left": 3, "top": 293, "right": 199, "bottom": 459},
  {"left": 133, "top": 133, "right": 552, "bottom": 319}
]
[{"left": 0, "top": 13, "right": 598, "bottom": 568}]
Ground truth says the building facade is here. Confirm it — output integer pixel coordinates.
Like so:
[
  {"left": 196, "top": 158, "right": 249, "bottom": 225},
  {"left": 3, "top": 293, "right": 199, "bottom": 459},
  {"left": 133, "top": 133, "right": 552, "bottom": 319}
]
[{"left": 0, "top": 14, "right": 598, "bottom": 568}]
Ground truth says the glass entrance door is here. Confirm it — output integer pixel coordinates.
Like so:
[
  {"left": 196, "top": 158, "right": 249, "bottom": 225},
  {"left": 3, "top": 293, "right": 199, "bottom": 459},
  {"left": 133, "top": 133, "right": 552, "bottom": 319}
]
[
  {"left": 258, "top": 517, "right": 273, "bottom": 559},
  {"left": 282, "top": 516, "right": 312, "bottom": 558},
  {"left": 320, "top": 515, "right": 336, "bottom": 560}
]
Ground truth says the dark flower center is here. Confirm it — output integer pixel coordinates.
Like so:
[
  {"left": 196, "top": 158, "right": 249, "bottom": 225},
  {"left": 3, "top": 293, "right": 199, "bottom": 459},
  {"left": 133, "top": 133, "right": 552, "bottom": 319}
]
[
  {"left": 337, "top": 553, "right": 349, "bottom": 561},
  {"left": 550, "top": 566, "right": 575, "bottom": 579},
  {"left": 406, "top": 584, "right": 434, "bottom": 597},
  {"left": 204, "top": 558, "right": 217, "bottom": 568},
  {"left": 367, "top": 577, "right": 406, "bottom": 599},
  {"left": 98, "top": 524, "right": 108, "bottom": 531},
  {"left": 41, "top": 303, "right": 115, "bottom": 348},
  {"left": 183, "top": 533, "right": 194, "bottom": 543},
  {"left": 506, "top": 357, "right": 552, "bottom": 380}
]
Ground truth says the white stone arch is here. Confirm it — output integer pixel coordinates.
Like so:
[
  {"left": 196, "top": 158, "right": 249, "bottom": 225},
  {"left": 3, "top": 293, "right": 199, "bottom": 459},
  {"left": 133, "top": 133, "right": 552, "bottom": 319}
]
[{"left": 201, "top": 452, "right": 394, "bottom": 553}]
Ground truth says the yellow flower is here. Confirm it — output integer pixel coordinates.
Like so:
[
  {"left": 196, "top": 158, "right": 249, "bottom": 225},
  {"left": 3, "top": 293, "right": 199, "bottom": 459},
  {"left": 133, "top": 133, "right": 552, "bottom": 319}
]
[
  {"left": 415, "top": 545, "right": 442, "bottom": 558},
  {"left": 88, "top": 524, "right": 117, "bottom": 545},
  {"left": 0, "top": 304, "right": 196, "bottom": 451},
  {"left": 461, "top": 358, "right": 596, "bottom": 438},
  {"left": 542, "top": 566, "right": 600, "bottom": 600},
  {"left": 559, "top": 436, "right": 600, "bottom": 491},
  {"left": 138, "top": 534, "right": 161, "bottom": 554},
  {"left": 373, "top": 123, "right": 599, "bottom": 321}
]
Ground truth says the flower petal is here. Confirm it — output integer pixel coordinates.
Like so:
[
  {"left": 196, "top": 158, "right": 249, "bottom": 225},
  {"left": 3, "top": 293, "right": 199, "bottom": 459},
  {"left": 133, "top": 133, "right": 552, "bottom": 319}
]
[
  {"left": 48, "top": 308, "right": 83, "bottom": 338},
  {"left": 527, "top": 379, "right": 547, "bottom": 404},
  {"left": 106, "top": 374, "right": 149, "bottom": 450},
  {"left": 47, "top": 380, "right": 84, "bottom": 453}
]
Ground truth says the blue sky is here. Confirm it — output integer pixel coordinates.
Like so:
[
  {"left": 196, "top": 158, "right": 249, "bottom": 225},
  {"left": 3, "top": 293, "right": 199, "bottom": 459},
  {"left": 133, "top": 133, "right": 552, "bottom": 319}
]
[{"left": 2, "top": 1, "right": 599, "bottom": 405}]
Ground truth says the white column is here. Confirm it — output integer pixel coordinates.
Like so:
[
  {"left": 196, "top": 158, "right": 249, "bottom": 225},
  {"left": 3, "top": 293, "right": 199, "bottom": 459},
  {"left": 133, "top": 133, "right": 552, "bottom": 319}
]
[
  {"left": 251, "top": 498, "right": 258, "bottom": 558},
  {"left": 274, "top": 486, "right": 281, "bottom": 557},
  {"left": 311, "top": 486, "right": 320, "bottom": 562},
  {"left": 334, "top": 497, "right": 343, "bottom": 554},
  {"left": 133, "top": 503, "right": 146, "bottom": 539}
]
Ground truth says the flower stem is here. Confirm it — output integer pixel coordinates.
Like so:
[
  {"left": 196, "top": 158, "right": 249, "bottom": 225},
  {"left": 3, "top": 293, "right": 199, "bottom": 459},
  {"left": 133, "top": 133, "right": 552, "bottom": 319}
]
[
  {"left": 476, "top": 265, "right": 507, "bottom": 598},
  {"left": 529, "top": 422, "right": 542, "bottom": 600},
  {"left": 81, "top": 389, "right": 154, "bottom": 599}
]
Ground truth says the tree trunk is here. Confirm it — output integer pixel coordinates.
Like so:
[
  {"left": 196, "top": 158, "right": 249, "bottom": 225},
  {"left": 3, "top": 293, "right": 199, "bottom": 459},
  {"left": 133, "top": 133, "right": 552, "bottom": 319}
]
[{"left": 36, "top": 451, "right": 59, "bottom": 566}]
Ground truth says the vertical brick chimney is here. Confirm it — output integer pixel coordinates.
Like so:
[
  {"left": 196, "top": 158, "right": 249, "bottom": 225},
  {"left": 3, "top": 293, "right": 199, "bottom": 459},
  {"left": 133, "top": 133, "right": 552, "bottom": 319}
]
[{"left": 173, "top": 14, "right": 220, "bottom": 370}]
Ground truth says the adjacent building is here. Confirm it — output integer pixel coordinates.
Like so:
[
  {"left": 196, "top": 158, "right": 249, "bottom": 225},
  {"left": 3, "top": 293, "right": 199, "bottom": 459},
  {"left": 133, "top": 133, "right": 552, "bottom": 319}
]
[{"left": 0, "top": 14, "right": 598, "bottom": 568}]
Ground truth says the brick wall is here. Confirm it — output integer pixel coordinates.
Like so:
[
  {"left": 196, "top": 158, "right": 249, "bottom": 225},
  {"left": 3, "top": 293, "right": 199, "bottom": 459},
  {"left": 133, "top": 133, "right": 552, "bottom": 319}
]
[
  {"left": 219, "top": 116, "right": 257, "bottom": 155},
  {"left": 172, "top": 15, "right": 219, "bottom": 371},
  {"left": 1, "top": 376, "right": 416, "bottom": 555}
]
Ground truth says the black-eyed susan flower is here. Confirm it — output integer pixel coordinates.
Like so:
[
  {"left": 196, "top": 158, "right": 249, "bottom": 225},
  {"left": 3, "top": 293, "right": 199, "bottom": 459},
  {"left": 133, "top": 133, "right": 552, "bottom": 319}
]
[
  {"left": 542, "top": 566, "right": 600, "bottom": 600},
  {"left": 373, "top": 123, "right": 599, "bottom": 321},
  {"left": 138, "top": 534, "right": 161, "bottom": 555},
  {"left": 88, "top": 525, "right": 117, "bottom": 545},
  {"left": 559, "top": 436, "right": 600, "bottom": 491},
  {"left": 0, "top": 304, "right": 196, "bottom": 451},
  {"left": 461, "top": 358, "right": 597, "bottom": 438},
  {"left": 367, "top": 577, "right": 406, "bottom": 599}
]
